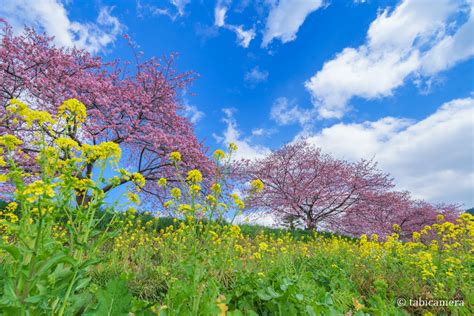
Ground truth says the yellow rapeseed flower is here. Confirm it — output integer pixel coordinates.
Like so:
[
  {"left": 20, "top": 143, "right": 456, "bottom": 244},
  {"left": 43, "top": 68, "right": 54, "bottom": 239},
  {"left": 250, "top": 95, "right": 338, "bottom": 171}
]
[
  {"left": 213, "top": 149, "right": 225, "bottom": 160},
  {"left": 0, "top": 174, "right": 8, "bottom": 183},
  {"left": 127, "top": 192, "right": 141, "bottom": 205},
  {"left": 189, "top": 184, "right": 201, "bottom": 193},
  {"left": 251, "top": 179, "right": 264, "bottom": 193},
  {"left": 0, "top": 134, "right": 23, "bottom": 151},
  {"left": 54, "top": 137, "right": 79, "bottom": 149},
  {"left": 187, "top": 169, "right": 203, "bottom": 183},
  {"left": 82, "top": 142, "right": 121, "bottom": 164},
  {"left": 23, "top": 180, "right": 56, "bottom": 202},
  {"left": 228, "top": 142, "right": 238, "bottom": 151},
  {"left": 58, "top": 99, "right": 87, "bottom": 123},
  {"left": 157, "top": 178, "right": 167, "bottom": 187},
  {"left": 171, "top": 188, "right": 181, "bottom": 199},
  {"left": 211, "top": 183, "right": 221, "bottom": 194},
  {"left": 131, "top": 172, "right": 146, "bottom": 188},
  {"left": 259, "top": 242, "right": 268, "bottom": 251},
  {"left": 170, "top": 151, "right": 181, "bottom": 162}
]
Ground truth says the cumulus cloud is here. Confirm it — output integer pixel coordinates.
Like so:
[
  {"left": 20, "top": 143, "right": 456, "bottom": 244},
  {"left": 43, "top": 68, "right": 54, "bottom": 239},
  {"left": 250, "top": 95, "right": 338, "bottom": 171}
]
[
  {"left": 213, "top": 108, "right": 271, "bottom": 160},
  {"left": 214, "top": 1, "right": 255, "bottom": 48},
  {"left": 303, "top": 97, "right": 474, "bottom": 206},
  {"left": 0, "top": 0, "right": 124, "bottom": 54},
  {"left": 270, "top": 97, "right": 316, "bottom": 126},
  {"left": 244, "top": 66, "right": 269, "bottom": 86},
  {"left": 262, "top": 0, "right": 324, "bottom": 47},
  {"left": 305, "top": 0, "right": 474, "bottom": 119}
]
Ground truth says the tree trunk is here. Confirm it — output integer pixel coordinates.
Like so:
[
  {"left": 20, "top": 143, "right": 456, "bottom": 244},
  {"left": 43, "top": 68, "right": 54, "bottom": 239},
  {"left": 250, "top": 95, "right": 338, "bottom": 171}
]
[
  {"left": 306, "top": 219, "right": 317, "bottom": 231},
  {"left": 75, "top": 191, "right": 91, "bottom": 207}
]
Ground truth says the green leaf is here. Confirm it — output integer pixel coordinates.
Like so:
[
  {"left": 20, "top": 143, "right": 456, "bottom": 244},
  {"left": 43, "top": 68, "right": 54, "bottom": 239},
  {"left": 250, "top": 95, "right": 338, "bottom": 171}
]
[
  {"left": 2, "top": 278, "right": 18, "bottom": 303},
  {"left": 36, "top": 253, "right": 76, "bottom": 276},
  {"left": 24, "top": 295, "right": 44, "bottom": 304},
  {"left": 267, "top": 286, "right": 281, "bottom": 298},
  {"left": 306, "top": 305, "right": 316, "bottom": 316},
  {"left": 89, "top": 279, "right": 132, "bottom": 316},
  {"left": 0, "top": 245, "right": 21, "bottom": 261},
  {"left": 256, "top": 289, "right": 273, "bottom": 301},
  {"left": 324, "top": 292, "right": 334, "bottom": 306},
  {"left": 74, "top": 276, "right": 92, "bottom": 291}
]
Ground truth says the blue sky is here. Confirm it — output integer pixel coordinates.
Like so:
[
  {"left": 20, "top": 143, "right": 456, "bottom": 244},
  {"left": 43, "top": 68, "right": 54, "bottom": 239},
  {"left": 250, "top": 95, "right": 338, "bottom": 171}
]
[{"left": 2, "top": 0, "right": 473, "bottom": 207}]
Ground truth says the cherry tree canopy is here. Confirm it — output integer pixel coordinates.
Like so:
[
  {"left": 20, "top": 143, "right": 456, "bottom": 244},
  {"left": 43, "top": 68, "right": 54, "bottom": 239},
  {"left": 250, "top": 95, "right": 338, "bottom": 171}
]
[
  {"left": 0, "top": 21, "right": 212, "bottom": 200},
  {"left": 243, "top": 140, "right": 394, "bottom": 230},
  {"left": 242, "top": 140, "right": 460, "bottom": 236},
  {"left": 331, "top": 190, "right": 460, "bottom": 238}
]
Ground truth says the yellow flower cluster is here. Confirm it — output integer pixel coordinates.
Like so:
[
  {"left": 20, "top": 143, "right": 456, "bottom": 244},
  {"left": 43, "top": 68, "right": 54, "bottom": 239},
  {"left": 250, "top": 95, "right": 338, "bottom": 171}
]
[
  {"left": 170, "top": 188, "right": 181, "bottom": 199},
  {"left": 9, "top": 99, "right": 54, "bottom": 127},
  {"left": 0, "top": 134, "right": 23, "bottom": 151},
  {"left": 58, "top": 98, "right": 87, "bottom": 123},
  {"left": 186, "top": 169, "right": 203, "bottom": 183},
  {"left": 54, "top": 137, "right": 79, "bottom": 149},
  {"left": 231, "top": 193, "right": 245, "bottom": 209},
  {"left": 228, "top": 142, "right": 238, "bottom": 152},
  {"left": 250, "top": 179, "right": 264, "bottom": 193},
  {"left": 0, "top": 202, "right": 19, "bottom": 240},
  {"left": 213, "top": 149, "right": 225, "bottom": 160},
  {"left": 157, "top": 177, "right": 167, "bottom": 187},
  {"left": 81, "top": 142, "right": 121, "bottom": 165},
  {"left": 22, "top": 180, "right": 56, "bottom": 203},
  {"left": 170, "top": 151, "right": 181, "bottom": 162},
  {"left": 131, "top": 172, "right": 146, "bottom": 188},
  {"left": 210, "top": 183, "right": 221, "bottom": 195},
  {"left": 127, "top": 192, "right": 141, "bottom": 205},
  {"left": 73, "top": 178, "right": 95, "bottom": 193}
]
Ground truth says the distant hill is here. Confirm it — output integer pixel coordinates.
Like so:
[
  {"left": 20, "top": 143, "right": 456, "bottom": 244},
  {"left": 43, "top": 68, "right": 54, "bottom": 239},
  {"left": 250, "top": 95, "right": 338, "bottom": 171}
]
[{"left": 466, "top": 208, "right": 474, "bottom": 215}]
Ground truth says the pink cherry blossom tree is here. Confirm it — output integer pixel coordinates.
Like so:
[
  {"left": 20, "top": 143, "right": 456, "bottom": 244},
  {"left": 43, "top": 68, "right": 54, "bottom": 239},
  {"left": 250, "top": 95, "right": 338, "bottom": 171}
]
[
  {"left": 0, "top": 21, "right": 212, "bottom": 202},
  {"left": 242, "top": 140, "right": 394, "bottom": 230},
  {"left": 331, "top": 190, "right": 460, "bottom": 238}
]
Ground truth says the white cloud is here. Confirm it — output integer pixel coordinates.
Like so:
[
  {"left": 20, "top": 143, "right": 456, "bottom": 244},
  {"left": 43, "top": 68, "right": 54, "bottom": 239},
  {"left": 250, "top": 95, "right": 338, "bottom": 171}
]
[
  {"left": 214, "top": 1, "right": 255, "bottom": 48},
  {"left": 303, "top": 97, "right": 474, "bottom": 206},
  {"left": 270, "top": 97, "right": 316, "bottom": 126},
  {"left": 213, "top": 108, "right": 271, "bottom": 160},
  {"left": 227, "top": 24, "right": 256, "bottom": 48},
  {"left": 183, "top": 104, "right": 204, "bottom": 124},
  {"left": 244, "top": 66, "right": 269, "bottom": 86},
  {"left": 420, "top": 7, "right": 474, "bottom": 75},
  {"left": 171, "top": 0, "right": 191, "bottom": 15},
  {"left": 1, "top": 0, "right": 124, "bottom": 54},
  {"left": 305, "top": 0, "right": 474, "bottom": 119},
  {"left": 138, "top": 0, "right": 191, "bottom": 19},
  {"left": 234, "top": 213, "right": 278, "bottom": 227},
  {"left": 251, "top": 128, "right": 274, "bottom": 137},
  {"left": 214, "top": 5, "right": 227, "bottom": 27},
  {"left": 262, "top": 0, "right": 324, "bottom": 47},
  {"left": 180, "top": 90, "right": 204, "bottom": 124}
]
